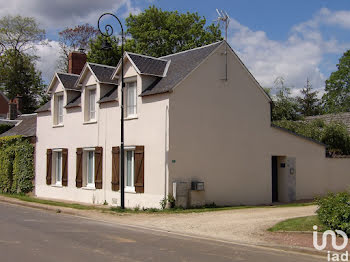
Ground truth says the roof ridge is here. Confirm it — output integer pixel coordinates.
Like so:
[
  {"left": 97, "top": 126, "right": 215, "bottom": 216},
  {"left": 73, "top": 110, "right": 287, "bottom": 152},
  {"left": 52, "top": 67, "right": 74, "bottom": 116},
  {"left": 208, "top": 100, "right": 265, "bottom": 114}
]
[
  {"left": 88, "top": 62, "right": 116, "bottom": 69},
  {"left": 126, "top": 52, "right": 168, "bottom": 62},
  {"left": 160, "top": 41, "right": 223, "bottom": 58}
]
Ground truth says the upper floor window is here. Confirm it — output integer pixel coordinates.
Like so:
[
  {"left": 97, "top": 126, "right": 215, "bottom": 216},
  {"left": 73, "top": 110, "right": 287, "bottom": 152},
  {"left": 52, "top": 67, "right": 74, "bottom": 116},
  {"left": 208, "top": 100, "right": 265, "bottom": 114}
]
[
  {"left": 89, "top": 89, "right": 96, "bottom": 121},
  {"left": 125, "top": 81, "right": 137, "bottom": 117},
  {"left": 54, "top": 94, "right": 64, "bottom": 125}
]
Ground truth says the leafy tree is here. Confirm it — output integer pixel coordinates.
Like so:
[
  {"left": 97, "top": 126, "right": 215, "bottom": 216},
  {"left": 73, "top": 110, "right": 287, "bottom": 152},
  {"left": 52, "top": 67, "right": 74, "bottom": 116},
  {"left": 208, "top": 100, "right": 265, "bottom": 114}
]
[
  {"left": 0, "top": 50, "right": 46, "bottom": 113},
  {"left": 296, "top": 78, "right": 322, "bottom": 116},
  {"left": 271, "top": 77, "right": 301, "bottom": 121},
  {"left": 58, "top": 23, "right": 99, "bottom": 71},
  {"left": 0, "top": 15, "right": 46, "bottom": 52},
  {"left": 125, "top": 6, "right": 222, "bottom": 57},
  {"left": 87, "top": 35, "right": 135, "bottom": 66},
  {"left": 322, "top": 50, "right": 350, "bottom": 113}
]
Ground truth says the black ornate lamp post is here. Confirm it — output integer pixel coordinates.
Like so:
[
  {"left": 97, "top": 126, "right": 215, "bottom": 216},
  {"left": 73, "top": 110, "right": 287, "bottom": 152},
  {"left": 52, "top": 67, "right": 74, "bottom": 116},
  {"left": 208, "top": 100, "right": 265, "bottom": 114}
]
[{"left": 98, "top": 13, "right": 125, "bottom": 209}]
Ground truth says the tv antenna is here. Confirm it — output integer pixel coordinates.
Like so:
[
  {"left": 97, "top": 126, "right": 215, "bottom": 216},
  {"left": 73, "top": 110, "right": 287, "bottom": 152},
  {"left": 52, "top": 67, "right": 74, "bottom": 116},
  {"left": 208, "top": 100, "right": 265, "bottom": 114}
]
[
  {"left": 216, "top": 9, "right": 230, "bottom": 42},
  {"left": 216, "top": 9, "right": 230, "bottom": 81}
]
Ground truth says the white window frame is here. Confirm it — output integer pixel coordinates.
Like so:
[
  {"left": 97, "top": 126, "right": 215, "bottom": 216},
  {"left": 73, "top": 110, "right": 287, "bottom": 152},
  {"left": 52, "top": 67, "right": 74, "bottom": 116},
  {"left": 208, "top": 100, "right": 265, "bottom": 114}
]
[
  {"left": 55, "top": 94, "right": 64, "bottom": 125},
  {"left": 84, "top": 148, "right": 95, "bottom": 189},
  {"left": 125, "top": 81, "right": 137, "bottom": 118},
  {"left": 52, "top": 149, "right": 62, "bottom": 186},
  {"left": 88, "top": 89, "right": 96, "bottom": 121},
  {"left": 124, "top": 147, "right": 135, "bottom": 193}
]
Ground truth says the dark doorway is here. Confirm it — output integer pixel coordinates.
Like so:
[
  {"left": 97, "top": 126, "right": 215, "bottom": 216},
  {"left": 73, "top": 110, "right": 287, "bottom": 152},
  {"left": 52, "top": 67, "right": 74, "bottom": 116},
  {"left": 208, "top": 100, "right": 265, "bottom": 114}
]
[{"left": 272, "top": 156, "right": 278, "bottom": 202}]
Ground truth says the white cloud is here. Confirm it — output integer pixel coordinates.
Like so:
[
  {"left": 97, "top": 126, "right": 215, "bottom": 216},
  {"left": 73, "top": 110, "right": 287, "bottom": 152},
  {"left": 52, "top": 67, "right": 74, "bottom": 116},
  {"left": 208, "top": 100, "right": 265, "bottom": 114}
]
[
  {"left": 34, "top": 40, "right": 61, "bottom": 83},
  {"left": 0, "top": 0, "right": 140, "bottom": 30},
  {"left": 228, "top": 8, "right": 350, "bottom": 97}
]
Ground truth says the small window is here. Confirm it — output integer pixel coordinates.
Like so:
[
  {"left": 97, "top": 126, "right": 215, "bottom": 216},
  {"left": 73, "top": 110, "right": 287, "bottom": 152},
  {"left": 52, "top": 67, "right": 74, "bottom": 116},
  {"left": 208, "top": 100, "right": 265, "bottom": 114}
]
[
  {"left": 125, "top": 149, "right": 135, "bottom": 192},
  {"left": 55, "top": 94, "right": 64, "bottom": 125},
  {"left": 88, "top": 89, "right": 96, "bottom": 121},
  {"left": 53, "top": 150, "right": 62, "bottom": 186},
  {"left": 125, "top": 82, "right": 137, "bottom": 117},
  {"left": 84, "top": 149, "right": 95, "bottom": 188}
]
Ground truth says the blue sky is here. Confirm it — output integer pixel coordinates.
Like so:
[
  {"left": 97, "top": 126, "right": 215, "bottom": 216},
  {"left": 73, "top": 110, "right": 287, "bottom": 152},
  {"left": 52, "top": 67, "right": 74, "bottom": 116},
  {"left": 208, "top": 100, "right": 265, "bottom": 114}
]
[{"left": 1, "top": 0, "right": 349, "bottom": 95}]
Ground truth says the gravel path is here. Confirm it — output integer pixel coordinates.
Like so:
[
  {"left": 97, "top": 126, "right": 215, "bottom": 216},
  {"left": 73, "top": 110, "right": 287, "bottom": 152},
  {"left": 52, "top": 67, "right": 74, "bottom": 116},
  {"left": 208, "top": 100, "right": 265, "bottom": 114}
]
[{"left": 96, "top": 205, "right": 318, "bottom": 245}]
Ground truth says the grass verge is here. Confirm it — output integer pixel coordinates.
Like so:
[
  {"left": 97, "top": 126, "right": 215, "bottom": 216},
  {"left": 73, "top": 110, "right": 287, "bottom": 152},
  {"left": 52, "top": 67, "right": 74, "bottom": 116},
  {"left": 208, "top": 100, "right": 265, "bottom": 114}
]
[
  {"left": 0, "top": 193, "right": 315, "bottom": 214},
  {"left": 268, "top": 215, "right": 326, "bottom": 232}
]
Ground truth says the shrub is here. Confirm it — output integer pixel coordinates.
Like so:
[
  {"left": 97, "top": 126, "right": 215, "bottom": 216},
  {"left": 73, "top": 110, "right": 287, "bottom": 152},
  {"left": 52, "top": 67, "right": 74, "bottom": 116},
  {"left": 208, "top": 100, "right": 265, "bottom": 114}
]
[
  {"left": 0, "top": 136, "right": 34, "bottom": 193},
  {"left": 316, "top": 192, "right": 350, "bottom": 235},
  {"left": 0, "top": 124, "right": 13, "bottom": 134}
]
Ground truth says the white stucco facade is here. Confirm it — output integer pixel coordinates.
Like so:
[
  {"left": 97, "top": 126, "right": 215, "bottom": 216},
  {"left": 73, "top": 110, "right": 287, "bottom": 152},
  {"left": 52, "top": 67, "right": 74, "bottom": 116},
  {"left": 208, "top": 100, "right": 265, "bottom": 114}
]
[{"left": 35, "top": 41, "right": 350, "bottom": 208}]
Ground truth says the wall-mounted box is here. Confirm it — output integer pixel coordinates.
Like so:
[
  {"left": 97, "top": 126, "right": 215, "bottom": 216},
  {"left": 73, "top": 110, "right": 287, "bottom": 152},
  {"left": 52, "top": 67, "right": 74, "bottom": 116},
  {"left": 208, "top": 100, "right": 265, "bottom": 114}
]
[{"left": 191, "top": 181, "right": 204, "bottom": 191}]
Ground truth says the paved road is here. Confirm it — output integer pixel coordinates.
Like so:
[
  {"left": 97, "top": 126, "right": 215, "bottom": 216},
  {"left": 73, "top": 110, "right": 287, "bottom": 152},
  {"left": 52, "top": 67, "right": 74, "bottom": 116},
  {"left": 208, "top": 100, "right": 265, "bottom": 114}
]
[{"left": 0, "top": 202, "right": 321, "bottom": 262}]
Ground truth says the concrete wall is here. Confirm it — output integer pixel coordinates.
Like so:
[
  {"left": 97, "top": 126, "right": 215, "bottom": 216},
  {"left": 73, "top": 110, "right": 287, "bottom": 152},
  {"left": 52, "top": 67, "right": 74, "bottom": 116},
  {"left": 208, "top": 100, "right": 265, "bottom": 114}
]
[
  {"left": 35, "top": 63, "right": 169, "bottom": 208},
  {"left": 168, "top": 42, "right": 350, "bottom": 206}
]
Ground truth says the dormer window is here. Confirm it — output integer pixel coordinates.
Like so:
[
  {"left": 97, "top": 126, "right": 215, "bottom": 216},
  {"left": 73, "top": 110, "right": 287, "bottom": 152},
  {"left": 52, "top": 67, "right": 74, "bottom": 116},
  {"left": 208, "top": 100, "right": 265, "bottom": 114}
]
[
  {"left": 84, "top": 86, "right": 96, "bottom": 123},
  {"left": 89, "top": 89, "right": 96, "bottom": 120},
  {"left": 125, "top": 81, "right": 137, "bottom": 118},
  {"left": 54, "top": 94, "right": 64, "bottom": 125}
]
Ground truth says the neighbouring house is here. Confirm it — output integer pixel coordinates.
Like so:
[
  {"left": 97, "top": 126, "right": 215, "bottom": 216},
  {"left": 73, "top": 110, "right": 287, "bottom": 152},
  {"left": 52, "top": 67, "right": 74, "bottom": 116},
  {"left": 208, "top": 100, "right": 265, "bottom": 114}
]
[
  {"left": 34, "top": 42, "right": 350, "bottom": 208},
  {"left": 0, "top": 113, "right": 37, "bottom": 143},
  {"left": 0, "top": 91, "right": 9, "bottom": 119},
  {"left": 306, "top": 113, "right": 350, "bottom": 133}
]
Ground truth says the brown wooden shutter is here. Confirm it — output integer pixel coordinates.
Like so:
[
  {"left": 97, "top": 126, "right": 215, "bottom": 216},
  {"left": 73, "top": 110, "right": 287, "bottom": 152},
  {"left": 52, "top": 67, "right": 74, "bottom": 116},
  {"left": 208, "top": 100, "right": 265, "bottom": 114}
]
[
  {"left": 46, "top": 149, "right": 52, "bottom": 185},
  {"left": 134, "top": 146, "right": 144, "bottom": 193},
  {"left": 111, "top": 147, "right": 120, "bottom": 191},
  {"left": 76, "top": 148, "right": 83, "bottom": 188},
  {"left": 62, "top": 148, "right": 68, "bottom": 186},
  {"left": 95, "top": 147, "right": 103, "bottom": 189}
]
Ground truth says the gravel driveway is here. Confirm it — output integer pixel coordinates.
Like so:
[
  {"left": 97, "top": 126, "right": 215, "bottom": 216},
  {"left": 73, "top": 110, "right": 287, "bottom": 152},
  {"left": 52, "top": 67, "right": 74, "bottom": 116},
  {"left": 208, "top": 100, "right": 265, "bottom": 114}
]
[{"left": 96, "top": 205, "right": 318, "bottom": 245}]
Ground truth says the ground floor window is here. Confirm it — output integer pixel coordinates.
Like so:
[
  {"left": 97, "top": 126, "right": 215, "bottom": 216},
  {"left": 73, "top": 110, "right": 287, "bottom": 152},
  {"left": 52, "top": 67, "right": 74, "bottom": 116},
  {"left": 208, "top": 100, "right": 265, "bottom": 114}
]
[
  {"left": 52, "top": 149, "right": 62, "bottom": 186},
  {"left": 125, "top": 148, "right": 135, "bottom": 192},
  {"left": 84, "top": 149, "right": 95, "bottom": 188}
]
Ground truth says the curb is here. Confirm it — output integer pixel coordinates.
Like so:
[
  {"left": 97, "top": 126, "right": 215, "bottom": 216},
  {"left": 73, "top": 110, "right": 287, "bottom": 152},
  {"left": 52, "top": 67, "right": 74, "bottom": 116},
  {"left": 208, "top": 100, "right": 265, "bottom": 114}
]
[{"left": 0, "top": 195, "right": 330, "bottom": 258}]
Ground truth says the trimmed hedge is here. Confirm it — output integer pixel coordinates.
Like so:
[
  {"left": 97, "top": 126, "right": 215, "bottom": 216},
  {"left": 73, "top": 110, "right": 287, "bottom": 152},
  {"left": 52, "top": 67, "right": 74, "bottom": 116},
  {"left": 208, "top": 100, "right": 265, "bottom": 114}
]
[
  {"left": 316, "top": 192, "right": 350, "bottom": 235},
  {"left": 0, "top": 136, "right": 34, "bottom": 193}
]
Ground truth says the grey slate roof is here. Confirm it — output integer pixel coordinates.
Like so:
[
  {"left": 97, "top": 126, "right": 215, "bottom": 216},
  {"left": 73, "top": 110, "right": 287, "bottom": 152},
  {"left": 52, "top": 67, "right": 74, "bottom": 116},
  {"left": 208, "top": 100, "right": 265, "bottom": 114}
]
[
  {"left": 306, "top": 113, "right": 350, "bottom": 133},
  {"left": 0, "top": 114, "right": 37, "bottom": 138},
  {"left": 0, "top": 119, "right": 18, "bottom": 126},
  {"left": 65, "top": 95, "right": 81, "bottom": 109},
  {"left": 57, "top": 73, "right": 79, "bottom": 90},
  {"left": 141, "top": 41, "right": 223, "bottom": 96},
  {"left": 89, "top": 63, "right": 118, "bottom": 85},
  {"left": 98, "top": 87, "right": 118, "bottom": 104},
  {"left": 127, "top": 53, "right": 168, "bottom": 77},
  {"left": 35, "top": 101, "right": 51, "bottom": 113}
]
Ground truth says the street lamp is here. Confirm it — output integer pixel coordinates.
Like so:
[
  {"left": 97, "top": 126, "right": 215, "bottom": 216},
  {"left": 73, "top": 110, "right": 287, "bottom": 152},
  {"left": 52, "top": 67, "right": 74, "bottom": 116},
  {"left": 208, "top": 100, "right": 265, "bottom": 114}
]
[{"left": 97, "top": 13, "right": 125, "bottom": 209}]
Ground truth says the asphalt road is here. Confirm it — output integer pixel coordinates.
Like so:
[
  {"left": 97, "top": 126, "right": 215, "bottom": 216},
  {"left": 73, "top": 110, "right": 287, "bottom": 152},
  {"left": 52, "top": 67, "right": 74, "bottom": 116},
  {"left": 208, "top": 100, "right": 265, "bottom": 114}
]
[{"left": 0, "top": 202, "right": 321, "bottom": 262}]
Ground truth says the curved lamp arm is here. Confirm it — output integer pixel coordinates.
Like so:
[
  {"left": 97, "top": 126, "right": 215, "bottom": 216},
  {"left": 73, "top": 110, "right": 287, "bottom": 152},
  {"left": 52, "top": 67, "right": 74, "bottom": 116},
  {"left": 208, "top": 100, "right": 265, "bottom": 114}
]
[{"left": 97, "top": 13, "right": 124, "bottom": 40}]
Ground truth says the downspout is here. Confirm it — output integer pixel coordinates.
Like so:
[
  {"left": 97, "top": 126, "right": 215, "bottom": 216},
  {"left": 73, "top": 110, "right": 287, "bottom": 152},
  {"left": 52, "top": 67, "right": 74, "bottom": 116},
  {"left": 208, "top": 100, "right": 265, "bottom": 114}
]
[{"left": 164, "top": 105, "right": 169, "bottom": 199}]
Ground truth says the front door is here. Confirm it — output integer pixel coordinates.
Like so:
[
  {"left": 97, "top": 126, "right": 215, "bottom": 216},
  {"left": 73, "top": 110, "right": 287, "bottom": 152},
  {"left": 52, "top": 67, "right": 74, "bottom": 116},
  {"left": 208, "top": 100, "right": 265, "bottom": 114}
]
[{"left": 272, "top": 156, "right": 278, "bottom": 202}]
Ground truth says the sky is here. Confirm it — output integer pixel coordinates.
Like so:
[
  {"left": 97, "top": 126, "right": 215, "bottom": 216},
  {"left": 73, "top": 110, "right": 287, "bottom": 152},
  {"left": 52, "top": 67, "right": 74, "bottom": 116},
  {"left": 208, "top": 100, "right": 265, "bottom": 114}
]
[{"left": 1, "top": 0, "right": 350, "bottom": 96}]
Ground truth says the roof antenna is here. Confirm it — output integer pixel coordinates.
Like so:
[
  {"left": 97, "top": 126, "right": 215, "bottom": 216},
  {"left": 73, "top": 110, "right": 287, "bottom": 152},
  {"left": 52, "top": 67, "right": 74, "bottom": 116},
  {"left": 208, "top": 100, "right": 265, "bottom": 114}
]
[{"left": 216, "top": 9, "right": 230, "bottom": 81}]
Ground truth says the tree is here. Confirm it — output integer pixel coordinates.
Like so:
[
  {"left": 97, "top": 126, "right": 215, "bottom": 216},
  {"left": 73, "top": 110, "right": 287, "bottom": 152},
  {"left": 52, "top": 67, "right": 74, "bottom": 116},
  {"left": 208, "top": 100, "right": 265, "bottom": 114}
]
[
  {"left": 271, "top": 77, "right": 301, "bottom": 121},
  {"left": 87, "top": 35, "right": 135, "bottom": 66},
  {"left": 125, "top": 6, "right": 222, "bottom": 57},
  {"left": 58, "top": 23, "right": 99, "bottom": 71},
  {"left": 0, "top": 15, "right": 46, "bottom": 53},
  {"left": 322, "top": 49, "right": 350, "bottom": 113},
  {"left": 297, "top": 78, "right": 322, "bottom": 116},
  {"left": 0, "top": 50, "right": 46, "bottom": 113}
]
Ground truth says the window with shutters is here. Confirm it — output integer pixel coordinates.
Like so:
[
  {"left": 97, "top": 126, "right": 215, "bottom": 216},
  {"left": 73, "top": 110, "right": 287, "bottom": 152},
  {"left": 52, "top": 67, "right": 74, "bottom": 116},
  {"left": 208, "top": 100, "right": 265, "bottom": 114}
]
[
  {"left": 124, "top": 149, "right": 135, "bottom": 192},
  {"left": 52, "top": 149, "right": 62, "bottom": 186},
  {"left": 54, "top": 93, "right": 64, "bottom": 126},
  {"left": 83, "top": 148, "right": 95, "bottom": 189},
  {"left": 125, "top": 81, "right": 137, "bottom": 118}
]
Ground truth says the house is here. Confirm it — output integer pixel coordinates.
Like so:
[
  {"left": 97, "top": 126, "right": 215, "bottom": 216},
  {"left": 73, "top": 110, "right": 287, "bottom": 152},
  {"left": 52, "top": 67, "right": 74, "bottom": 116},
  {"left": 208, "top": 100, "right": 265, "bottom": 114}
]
[
  {"left": 35, "top": 42, "right": 350, "bottom": 208},
  {"left": 0, "top": 113, "right": 37, "bottom": 143}
]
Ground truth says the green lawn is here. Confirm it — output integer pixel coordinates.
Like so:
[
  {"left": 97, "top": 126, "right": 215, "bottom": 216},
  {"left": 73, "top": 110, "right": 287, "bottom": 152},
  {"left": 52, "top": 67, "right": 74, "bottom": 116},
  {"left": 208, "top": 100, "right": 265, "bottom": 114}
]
[
  {"left": 268, "top": 215, "right": 326, "bottom": 232},
  {"left": 0, "top": 193, "right": 316, "bottom": 214}
]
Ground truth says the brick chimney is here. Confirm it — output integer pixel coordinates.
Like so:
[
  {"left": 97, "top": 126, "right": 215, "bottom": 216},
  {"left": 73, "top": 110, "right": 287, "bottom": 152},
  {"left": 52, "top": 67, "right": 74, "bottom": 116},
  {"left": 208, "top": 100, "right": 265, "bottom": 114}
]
[
  {"left": 8, "top": 101, "right": 18, "bottom": 120},
  {"left": 68, "top": 51, "right": 87, "bottom": 75},
  {"left": 14, "top": 95, "right": 23, "bottom": 113}
]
